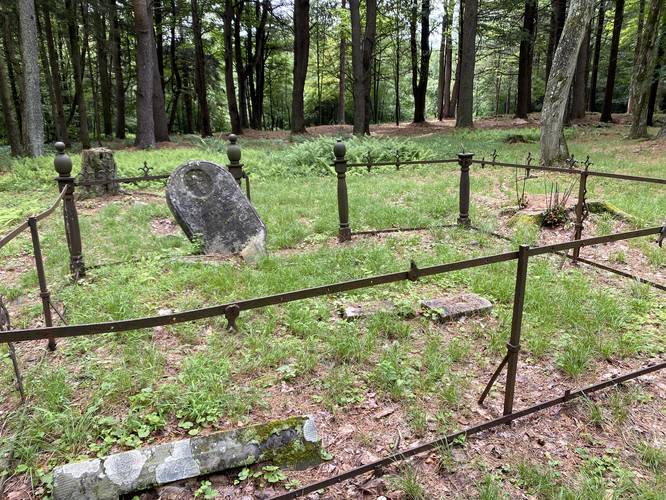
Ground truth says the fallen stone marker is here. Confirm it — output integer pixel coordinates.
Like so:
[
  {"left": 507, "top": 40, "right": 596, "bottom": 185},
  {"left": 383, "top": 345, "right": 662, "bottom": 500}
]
[
  {"left": 340, "top": 300, "right": 397, "bottom": 320},
  {"left": 421, "top": 293, "right": 493, "bottom": 322},
  {"left": 52, "top": 416, "right": 320, "bottom": 500},
  {"left": 166, "top": 160, "right": 266, "bottom": 261}
]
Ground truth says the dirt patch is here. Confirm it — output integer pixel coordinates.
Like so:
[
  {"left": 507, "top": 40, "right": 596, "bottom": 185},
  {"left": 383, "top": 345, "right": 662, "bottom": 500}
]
[{"left": 150, "top": 218, "right": 180, "bottom": 237}]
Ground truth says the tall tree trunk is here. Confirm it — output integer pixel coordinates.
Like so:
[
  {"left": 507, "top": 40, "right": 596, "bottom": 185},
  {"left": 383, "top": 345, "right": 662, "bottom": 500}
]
[
  {"left": 351, "top": 0, "right": 364, "bottom": 134},
  {"left": 224, "top": 0, "right": 241, "bottom": 134},
  {"left": 394, "top": 0, "right": 401, "bottom": 125},
  {"left": 182, "top": 61, "right": 194, "bottom": 133},
  {"left": 291, "top": 0, "right": 310, "bottom": 134},
  {"left": 338, "top": 0, "right": 347, "bottom": 124},
  {"left": 42, "top": 2, "right": 69, "bottom": 144},
  {"left": 18, "top": 0, "right": 45, "bottom": 156},
  {"left": 628, "top": 0, "right": 646, "bottom": 113},
  {"left": 251, "top": 0, "right": 269, "bottom": 130},
  {"left": 600, "top": 0, "right": 625, "bottom": 122},
  {"left": 442, "top": 0, "right": 453, "bottom": 118},
  {"left": 94, "top": 4, "right": 113, "bottom": 138},
  {"left": 588, "top": 1, "right": 604, "bottom": 111},
  {"left": 110, "top": 0, "right": 125, "bottom": 138},
  {"left": 362, "top": 0, "right": 377, "bottom": 133},
  {"left": 515, "top": 0, "right": 538, "bottom": 118},
  {"left": 628, "top": 0, "right": 663, "bottom": 138},
  {"left": 412, "top": 0, "right": 430, "bottom": 123},
  {"left": 233, "top": 2, "right": 250, "bottom": 129},
  {"left": 545, "top": 0, "right": 567, "bottom": 83},
  {"left": 192, "top": 0, "right": 211, "bottom": 136},
  {"left": 647, "top": 32, "right": 664, "bottom": 126},
  {"left": 455, "top": 0, "right": 478, "bottom": 127},
  {"left": 540, "top": 0, "right": 595, "bottom": 164},
  {"left": 133, "top": 0, "right": 155, "bottom": 148},
  {"left": 150, "top": 3, "right": 169, "bottom": 141},
  {"left": 448, "top": 0, "right": 463, "bottom": 118},
  {"left": 154, "top": 0, "right": 165, "bottom": 91},
  {"left": 168, "top": 0, "right": 182, "bottom": 132},
  {"left": 0, "top": 44, "right": 22, "bottom": 155},
  {"left": 572, "top": 26, "right": 590, "bottom": 119},
  {"left": 65, "top": 0, "right": 90, "bottom": 148}
]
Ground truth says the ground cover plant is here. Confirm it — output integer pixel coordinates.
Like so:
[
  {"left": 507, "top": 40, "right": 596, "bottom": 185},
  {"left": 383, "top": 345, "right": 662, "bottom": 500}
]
[{"left": 0, "top": 121, "right": 665, "bottom": 498}]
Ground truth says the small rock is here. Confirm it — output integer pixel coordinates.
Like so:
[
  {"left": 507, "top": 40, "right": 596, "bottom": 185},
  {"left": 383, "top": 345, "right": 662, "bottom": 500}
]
[
  {"left": 422, "top": 293, "right": 493, "bottom": 322},
  {"left": 158, "top": 308, "right": 173, "bottom": 316}
]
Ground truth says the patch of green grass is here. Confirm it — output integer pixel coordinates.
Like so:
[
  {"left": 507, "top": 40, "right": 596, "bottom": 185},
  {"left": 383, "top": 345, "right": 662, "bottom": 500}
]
[{"left": 389, "top": 465, "right": 427, "bottom": 500}]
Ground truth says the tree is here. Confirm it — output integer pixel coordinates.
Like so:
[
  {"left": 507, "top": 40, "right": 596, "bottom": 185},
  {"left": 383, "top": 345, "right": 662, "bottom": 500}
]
[
  {"left": 628, "top": 0, "right": 663, "bottom": 138},
  {"left": 588, "top": 1, "right": 604, "bottom": 111},
  {"left": 411, "top": 0, "right": 431, "bottom": 123},
  {"left": 133, "top": 0, "right": 156, "bottom": 148},
  {"left": 18, "top": 0, "right": 44, "bottom": 156},
  {"left": 571, "top": 27, "right": 590, "bottom": 119},
  {"left": 42, "top": 1, "right": 69, "bottom": 144},
  {"left": 515, "top": 0, "right": 538, "bottom": 118},
  {"left": 93, "top": 1, "right": 113, "bottom": 138},
  {"left": 540, "top": 0, "right": 595, "bottom": 164},
  {"left": 545, "top": 0, "right": 567, "bottom": 83},
  {"left": 456, "top": 0, "right": 478, "bottom": 128},
  {"left": 0, "top": 41, "right": 22, "bottom": 156},
  {"left": 338, "top": 0, "right": 347, "bottom": 125},
  {"left": 192, "top": 0, "right": 212, "bottom": 136},
  {"left": 291, "top": 0, "right": 310, "bottom": 134},
  {"left": 109, "top": 0, "right": 125, "bottom": 139},
  {"left": 66, "top": 0, "right": 91, "bottom": 149},
  {"left": 436, "top": 0, "right": 453, "bottom": 120},
  {"left": 361, "top": 0, "right": 376, "bottom": 133},
  {"left": 224, "top": 0, "right": 242, "bottom": 134},
  {"left": 600, "top": 0, "right": 625, "bottom": 122}
]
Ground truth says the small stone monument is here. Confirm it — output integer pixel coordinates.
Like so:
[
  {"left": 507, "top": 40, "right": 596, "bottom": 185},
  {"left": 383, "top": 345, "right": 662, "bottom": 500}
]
[
  {"left": 79, "top": 148, "right": 120, "bottom": 197},
  {"left": 166, "top": 160, "right": 266, "bottom": 261}
]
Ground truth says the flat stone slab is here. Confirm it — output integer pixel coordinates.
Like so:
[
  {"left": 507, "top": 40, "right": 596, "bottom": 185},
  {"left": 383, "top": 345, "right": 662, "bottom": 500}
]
[
  {"left": 421, "top": 293, "right": 493, "bottom": 322},
  {"left": 52, "top": 416, "right": 320, "bottom": 500},
  {"left": 340, "top": 300, "right": 397, "bottom": 320},
  {"left": 166, "top": 160, "right": 266, "bottom": 260}
]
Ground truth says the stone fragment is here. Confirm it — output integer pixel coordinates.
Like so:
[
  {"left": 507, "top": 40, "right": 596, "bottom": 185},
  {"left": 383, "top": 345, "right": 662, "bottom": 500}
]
[
  {"left": 421, "top": 293, "right": 493, "bottom": 322},
  {"left": 166, "top": 160, "right": 266, "bottom": 260},
  {"left": 340, "top": 300, "right": 396, "bottom": 320},
  {"left": 79, "top": 148, "right": 119, "bottom": 197},
  {"left": 53, "top": 416, "right": 320, "bottom": 500}
]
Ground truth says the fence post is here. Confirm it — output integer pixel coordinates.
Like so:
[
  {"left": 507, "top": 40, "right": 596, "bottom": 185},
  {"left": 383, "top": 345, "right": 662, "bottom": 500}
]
[
  {"left": 28, "top": 217, "right": 56, "bottom": 351},
  {"left": 457, "top": 152, "right": 474, "bottom": 227},
  {"left": 572, "top": 168, "right": 589, "bottom": 262},
  {"left": 54, "top": 142, "right": 86, "bottom": 279},
  {"left": 226, "top": 134, "right": 244, "bottom": 187},
  {"left": 503, "top": 244, "right": 529, "bottom": 416},
  {"left": 334, "top": 139, "right": 352, "bottom": 242}
]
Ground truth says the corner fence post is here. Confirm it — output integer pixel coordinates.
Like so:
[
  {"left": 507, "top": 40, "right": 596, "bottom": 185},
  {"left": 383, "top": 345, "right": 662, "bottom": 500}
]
[
  {"left": 334, "top": 139, "right": 352, "bottom": 242},
  {"left": 227, "top": 134, "right": 249, "bottom": 199},
  {"left": 572, "top": 168, "right": 589, "bottom": 262},
  {"left": 503, "top": 244, "right": 529, "bottom": 416},
  {"left": 457, "top": 152, "right": 473, "bottom": 227},
  {"left": 28, "top": 217, "right": 56, "bottom": 351},
  {"left": 54, "top": 142, "right": 86, "bottom": 280}
]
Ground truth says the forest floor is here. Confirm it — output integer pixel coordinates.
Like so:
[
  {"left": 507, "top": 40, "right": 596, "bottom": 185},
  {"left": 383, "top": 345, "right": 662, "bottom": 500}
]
[{"left": 0, "top": 118, "right": 665, "bottom": 499}]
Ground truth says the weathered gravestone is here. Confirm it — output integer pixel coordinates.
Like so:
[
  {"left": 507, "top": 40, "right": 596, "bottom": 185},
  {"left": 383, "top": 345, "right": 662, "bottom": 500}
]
[
  {"left": 166, "top": 160, "right": 266, "bottom": 261},
  {"left": 79, "top": 148, "right": 120, "bottom": 197}
]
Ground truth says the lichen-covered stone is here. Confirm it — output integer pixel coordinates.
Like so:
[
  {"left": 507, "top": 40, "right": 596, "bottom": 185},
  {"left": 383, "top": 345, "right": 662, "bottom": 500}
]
[
  {"left": 422, "top": 293, "right": 493, "bottom": 322},
  {"left": 166, "top": 160, "right": 266, "bottom": 260},
  {"left": 79, "top": 148, "right": 119, "bottom": 197},
  {"left": 52, "top": 416, "right": 320, "bottom": 500}
]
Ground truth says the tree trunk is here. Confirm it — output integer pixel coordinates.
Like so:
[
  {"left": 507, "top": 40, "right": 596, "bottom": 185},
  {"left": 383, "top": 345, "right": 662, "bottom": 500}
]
[
  {"left": 291, "top": 0, "right": 310, "bottom": 134},
  {"left": 110, "top": 0, "right": 125, "bottom": 139},
  {"left": 42, "top": 2, "right": 69, "bottom": 144},
  {"left": 540, "top": 0, "right": 595, "bottom": 164},
  {"left": 18, "top": 0, "right": 45, "bottom": 156},
  {"left": 154, "top": 0, "right": 165, "bottom": 91},
  {"left": 251, "top": 0, "right": 269, "bottom": 130},
  {"left": 515, "top": 0, "right": 538, "bottom": 118},
  {"left": 600, "top": 0, "right": 625, "bottom": 122},
  {"left": 394, "top": 0, "right": 401, "bottom": 125},
  {"left": 545, "top": 0, "right": 567, "bottom": 83},
  {"left": 0, "top": 44, "right": 22, "bottom": 155},
  {"left": 224, "top": 0, "right": 241, "bottom": 134},
  {"left": 362, "top": 0, "right": 377, "bottom": 133},
  {"left": 588, "top": 1, "right": 604, "bottom": 111},
  {"left": 233, "top": 1, "right": 250, "bottom": 129},
  {"left": 168, "top": 0, "right": 182, "bottom": 131},
  {"left": 412, "top": 0, "right": 430, "bottom": 123},
  {"left": 133, "top": 0, "right": 155, "bottom": 148},
  {"left": 571, "top": 26, "right": 590, "bottom": 119},
  {"left": 94, "top": 4, "right": 113, "bottom": 138},
  {"left": 628, "top": 0, "right": 646, "bottom": 113},
  {"left": 455, "top": 0, "right": 478, "bottom": 127},
  {"left": 66, "top": 0, "right": 90, "bottom": 149},
  {"left": 350, "top": 0, "right": 364, "bottom": 134},
  {"left": 338, "top": 0, "right": 347, "bottom": 124},
  {"left": 192, "top": 0, "right": 212, "bottom": 136},
  {"left": 150, "top": 4, "right": 169, "bottom": 142},
  {"left": 647, "top": 32, "right": 664, "bottom": 126},
  {"left": 628, "top": 0, "right": 663, "bottom": 138}
]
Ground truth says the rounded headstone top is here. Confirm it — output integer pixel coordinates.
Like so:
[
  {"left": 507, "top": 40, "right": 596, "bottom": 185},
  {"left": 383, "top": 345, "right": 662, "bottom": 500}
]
[
  {"left": 227, "top": 134, "right": 241, "bottom": 164},
  {"left": 333, "top": 139, "right": 346, "bottom": 160},
  {"left": 54, "top": 142, "right": 73, "bottom": 176}
]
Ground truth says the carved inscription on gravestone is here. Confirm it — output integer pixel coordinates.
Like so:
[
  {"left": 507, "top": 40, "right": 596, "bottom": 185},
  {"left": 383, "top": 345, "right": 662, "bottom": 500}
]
[{"left": 166, "top": 161, "right": 266, "bottom": 260}]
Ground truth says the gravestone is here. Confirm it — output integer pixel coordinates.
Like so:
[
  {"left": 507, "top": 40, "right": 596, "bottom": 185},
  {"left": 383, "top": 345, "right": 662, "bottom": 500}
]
[
  {"left": 422, "top": 293, "right": 493, "bottom": 322},
  {"left": 166, "top": 160, "right": 266, "bottom": 261},
  {"left": 79, "top": 148, "right": 120, "bottom": 197}
]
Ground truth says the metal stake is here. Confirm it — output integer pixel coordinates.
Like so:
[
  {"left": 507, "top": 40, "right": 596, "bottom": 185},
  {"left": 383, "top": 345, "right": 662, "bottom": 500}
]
[
  {"left": 457, "top": 152, "right": 474, "bottom": 227},
  {"left": 1, "top": 297, "right": 24, "bottom": 401},
  {"left": 572, "top": 168, "right": 589, "bottom": 263},
  {"left": 28, "top": 217, "right": 56, "bottom": 351},
  {"left": 334, "top": 139, "right": 352, "bottom": 242}
]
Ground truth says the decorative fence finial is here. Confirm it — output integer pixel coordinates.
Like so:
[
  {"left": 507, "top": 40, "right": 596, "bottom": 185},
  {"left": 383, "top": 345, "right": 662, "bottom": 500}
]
[{"left": 54, "top": 142, "right": 73, "bottom": 177}]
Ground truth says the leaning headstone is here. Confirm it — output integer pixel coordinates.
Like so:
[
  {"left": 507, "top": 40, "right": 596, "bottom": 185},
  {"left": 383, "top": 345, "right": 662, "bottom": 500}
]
[
  {"left": 52, "top": 416, "right": 321, "bottom": 500},
  {"left": 422, "top": 293, "right": 493, "bottom": 322},
  {"left": 166, "top": 160, "right": 266, "bottom": 261},
  {"left": 79, "top": 148, "right": 119, "bottom": 197}
]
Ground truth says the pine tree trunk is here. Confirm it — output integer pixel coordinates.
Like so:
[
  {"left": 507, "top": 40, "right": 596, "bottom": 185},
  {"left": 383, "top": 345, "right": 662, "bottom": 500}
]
[
  {"left": 412, "top": 0, "right": 430, "bottom": 123},
  {"left": 350, "top": 0, "right": 365, "bottom": 134},
  {"left": 110, "top": 0, "right": 125, "bottom": 139},
  {"left": 572, "top": 27, "right": 590, "bottom": 119},
  {"left": 168, "top": 0, "right": 182, "bottom": 132},
  {"left": 362, "top": 0, "right": 377, "bottom": 133},
  {"left": 66, "top": 0, "right": 90, "bottom": 149},
  {"left": 455, "top": 0, "right": 478, "bottom": 127},
  {"left": 94, "top": 5, "right": 113, "bottom": 138},
  {"left": 628, "top": 0, "right": 663, "bottom": 138},
  {"left": 646, "top": 32, "right": 664, "bottom": 126},
  {"left": 338, "top": 0, "right": 347, "bottom": 125},
  {"left": 154, "top": 0, "right": 165, "bottom": 91},
  {"left": 151, "top": 13, "right": 170, "bottom": 142},
  {"left": 233, "top": 2, "right": 250, "bottom": 129},
  {"left": 18, "top": 0, "right": 45, "bottom": 156},
  {"left": 224, "top": 0, "right": 241, "bottom": 134},
  {"left": 251, "top": 0, "right": 269, "bottom": 130},
  {"left": 515, "top": 0, "right": 538, "bottom": 118},
  {"left": 628, "top": 0, "right": 646, "bottom": 113},
  {"left": 192, "top": 0, "right": 212, "bottom": 136},
  {"left": 291, "top": 0, "right": 310, "bottom": 134},
  {"left": 588, "top": 1, "right": 604, "bottom": 111},
  {"left": 540, "top": 0, "right": 595, "bottom": 164},
  {"left": 42, "top": 2, "right": 69, "bottom": 144},
  {"left": 600, "top": 0, "right": 625, "bottom": 122},
  {"left": 0, "top": 45, "right": 22, "bottom": 156},
  {"left": 133, "top": 0, "right": 156, "bottom": 148},
  {"left": 394, "top": 0, "right": 401, "bottom": 125},
  {"left": 545, "top": 0, "right": 567, "bottom": 83}
]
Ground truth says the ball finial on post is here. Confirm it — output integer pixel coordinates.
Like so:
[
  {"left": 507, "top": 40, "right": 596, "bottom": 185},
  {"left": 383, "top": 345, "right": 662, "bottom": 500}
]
[
  {"left": 333, "top": 138, "right": 346, "bottom": 161},
  {"left": 54, "top": 142, "right": 73, "bottom": 177},
  {"left": 227, "top": 134, "right": 241, "bottom": 165}
]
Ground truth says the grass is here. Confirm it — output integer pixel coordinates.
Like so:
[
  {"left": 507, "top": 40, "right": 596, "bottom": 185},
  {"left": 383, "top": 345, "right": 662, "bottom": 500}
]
[{"left": 0, "top": 124, "right": 664, "bottom": 497}]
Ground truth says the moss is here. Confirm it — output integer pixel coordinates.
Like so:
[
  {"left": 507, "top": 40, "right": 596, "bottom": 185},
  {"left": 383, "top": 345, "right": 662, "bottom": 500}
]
[
  {"left": 508, "top": 213, "right": 543, "bottom": 227},
  {"left": 587, "top": 200, "right": 637, "bottom": 223}
]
